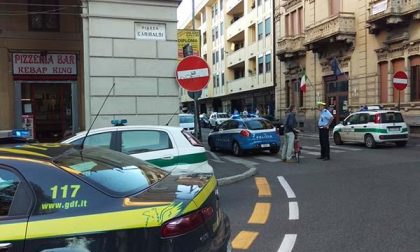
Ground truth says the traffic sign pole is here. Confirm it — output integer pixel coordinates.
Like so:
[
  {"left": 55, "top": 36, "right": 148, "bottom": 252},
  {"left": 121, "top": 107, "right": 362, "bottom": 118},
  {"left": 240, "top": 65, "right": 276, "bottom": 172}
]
[{"left": 176, "top": 56, "right": 210, "bottom": 141}]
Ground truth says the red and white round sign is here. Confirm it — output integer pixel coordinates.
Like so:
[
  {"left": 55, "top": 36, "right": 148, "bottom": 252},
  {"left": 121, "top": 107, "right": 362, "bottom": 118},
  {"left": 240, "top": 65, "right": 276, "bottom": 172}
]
[
  {"left": 176, "top": 56, "right": 210, "bottom": 92},
  {"left": 393, "top": 71, "right": 408, "bottom": 91}
]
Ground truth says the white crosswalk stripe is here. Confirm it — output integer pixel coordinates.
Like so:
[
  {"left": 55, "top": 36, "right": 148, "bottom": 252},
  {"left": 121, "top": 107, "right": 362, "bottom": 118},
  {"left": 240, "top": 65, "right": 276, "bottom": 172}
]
[
  {"left": 315, "top": 144, "right": 363, "bottom": 151},
  {"left": 253, "top": 156, "right": 282, "bottom": 163},
  {"left": 301, "top": 145, "right": 345, "bottom": 153},
  {"left": 221, "top": 156, "right": 259, "bottom": 166}
]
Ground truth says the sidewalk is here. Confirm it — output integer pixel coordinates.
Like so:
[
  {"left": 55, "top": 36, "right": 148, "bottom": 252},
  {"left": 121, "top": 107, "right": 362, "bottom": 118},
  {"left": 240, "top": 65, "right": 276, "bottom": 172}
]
[{"left": 203, "top": 142, "right": 257, "bottom": 186}]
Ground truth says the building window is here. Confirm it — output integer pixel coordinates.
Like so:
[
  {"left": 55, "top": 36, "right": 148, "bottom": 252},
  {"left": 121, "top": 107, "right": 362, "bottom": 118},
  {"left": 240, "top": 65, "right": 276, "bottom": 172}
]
[
  {"left": 203, "top": 32, "right": 207, "bottom": 44},
  {"left": 220, "top": 22, "right": 224, "bottom": 36},
  {"left": 330, "top": 0, "right": 340, "bottom": 16},
  {"left": 258, "top": 56, "right": 264, "bottom": 74},
  {"left": 286, "top": 81, "right": 291, "bottom": 108},
  {"left": 213, "top": 75, "right": 216, "bottom": 87},
  {"left": 220, "top": 0, "right": 223, "bottom": 10},
  {"left": 265, "top": 54, "right": 271, "bottom": 72},
  {"left": 222, "top": 73, "right": 225, "bottom": 86},
  {"left": 265, "top": 18, "right": 271, "bottom": 36},
  {"left": 257, "top": 0, "right": 262, "bottom": 6},
  {"left": 202, "top": 10, "right": 207, "bottom": 23},
  {"left": 285, "top": 14, "right": 290, "bottom": 36},
  {"left": 212, "top": 28, "right": 215, "bottom": 41},
  {"left": 215, "top": 27, "right": 219, "bottom": 39},
  {"left": 28, "top": 0, "right": 60, "bottom": 31},
  {"left": 411, "top": 64, "right": 420, "bottom": 101},
  {"left": 221, "top": 48, "right": 224, "bottom": 60},
  {"left": 212, "top": 52, "right": 215, "bottom": 64},
  {"left": 379, "top": 62, "right": 388, "bottom": 103},
  {"left": 216, "top": 51, "right": 219, "bottom": 63},
  {"left": 298, "top": 7, "right": 303, "bottom": 34},
  {"left": 291, "top": 10, "right": 297, "bottom": 35},
  {"left": 203, "top": 54, "right": 207, "bottom": 61},
  {"left": 258, "top": 22, "right": 263, "bottom": 40}
]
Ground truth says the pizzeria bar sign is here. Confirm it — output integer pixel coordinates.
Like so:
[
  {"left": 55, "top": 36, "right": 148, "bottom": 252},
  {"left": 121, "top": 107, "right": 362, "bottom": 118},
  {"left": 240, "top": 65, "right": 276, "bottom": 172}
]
[{"left": 13, "top": 53, "right": 77, "bottom": 75}]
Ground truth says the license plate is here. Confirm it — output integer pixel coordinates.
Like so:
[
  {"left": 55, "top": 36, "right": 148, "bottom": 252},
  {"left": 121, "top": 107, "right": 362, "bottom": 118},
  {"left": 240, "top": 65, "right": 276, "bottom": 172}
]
[
  {"left": 388, "top": 127, "right": 400, "bottom": 132},
  {"left": 261, "top": 144, "right": 270, "bottom": 148}
]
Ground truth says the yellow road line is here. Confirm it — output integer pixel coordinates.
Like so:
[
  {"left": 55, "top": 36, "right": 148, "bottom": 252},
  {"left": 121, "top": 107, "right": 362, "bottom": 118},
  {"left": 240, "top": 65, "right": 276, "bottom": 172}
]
[
  {"left": 255, "top": 177, "right": 272, "bottom": 197},
  {"left": 231, "top": 231, "right": 259, "bottom": 250},
  {"left": 248, "top": 203, "right": 271, "bottom": 224}
]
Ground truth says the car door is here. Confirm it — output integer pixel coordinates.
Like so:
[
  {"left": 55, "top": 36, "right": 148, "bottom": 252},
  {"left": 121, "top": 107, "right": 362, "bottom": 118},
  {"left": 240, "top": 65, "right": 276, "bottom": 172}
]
[
  {"left": 213, "top": 121, "right": 230, "bottom": 150},
  {"left": 118, "top": 130, "right": 179, "bottom": 168},
  {"left": 352, "top": 113, "right": 369, "bottom": 142},
  {"left": 0, "top": 167, "right": 33, "bottom": 252},
  {"left": 341, "top": 114, "right": 358, "bottom": 141}
]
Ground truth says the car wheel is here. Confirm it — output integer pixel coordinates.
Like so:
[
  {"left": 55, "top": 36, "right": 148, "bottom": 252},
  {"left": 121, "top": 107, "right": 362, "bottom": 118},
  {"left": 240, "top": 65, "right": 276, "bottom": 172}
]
[
  {"left": 270, "top": 146, "right": 280, "bottom": 154},
  {"left": 395, "top": 141, "right": 407, "bottom": 147},
  {"left": 209, "top": 138, "right": 216, "bottom": 151},
  {"left": 333, "top": 132, "right": 343, "bottom": 145},
  {"left": 232, "top": 141, "right": 243, "bottom": 156},
  {"left": 364, "top": 134, "right": 377, "bottom": 148}
]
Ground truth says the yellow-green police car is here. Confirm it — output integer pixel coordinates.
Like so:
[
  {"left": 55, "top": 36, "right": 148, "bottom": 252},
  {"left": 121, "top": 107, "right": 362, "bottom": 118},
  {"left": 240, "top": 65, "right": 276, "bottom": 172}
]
[{"left": 0, "top": 144, "right": 230, "bottom": 251}]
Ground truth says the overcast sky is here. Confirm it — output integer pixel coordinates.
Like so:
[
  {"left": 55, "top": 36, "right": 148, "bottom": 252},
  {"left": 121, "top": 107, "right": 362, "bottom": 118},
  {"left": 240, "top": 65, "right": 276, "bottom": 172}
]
[{"left": 177, "top": 0, "right": 191, "bottom": 28}]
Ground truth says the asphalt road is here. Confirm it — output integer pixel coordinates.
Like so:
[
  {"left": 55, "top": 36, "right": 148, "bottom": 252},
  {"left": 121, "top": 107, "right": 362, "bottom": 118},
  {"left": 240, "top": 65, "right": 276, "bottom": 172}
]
[{"left": 202, "top": 128, "right": 420, "bottom": 252}]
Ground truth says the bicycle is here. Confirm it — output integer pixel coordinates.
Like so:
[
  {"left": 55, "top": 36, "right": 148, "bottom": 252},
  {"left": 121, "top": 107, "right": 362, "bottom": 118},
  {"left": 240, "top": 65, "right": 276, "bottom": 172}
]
[{"left": 292, "top": 132, "right": 302, "bottom": 163}]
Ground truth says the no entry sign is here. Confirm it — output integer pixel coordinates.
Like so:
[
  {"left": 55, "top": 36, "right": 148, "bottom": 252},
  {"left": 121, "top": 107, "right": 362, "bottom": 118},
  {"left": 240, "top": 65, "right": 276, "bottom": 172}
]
[
  {"left": 176, "top": 56, "right": 210, "bottom": 92},
  {"left": 393, "top": 71, "right": 408, "bottom": 91}
]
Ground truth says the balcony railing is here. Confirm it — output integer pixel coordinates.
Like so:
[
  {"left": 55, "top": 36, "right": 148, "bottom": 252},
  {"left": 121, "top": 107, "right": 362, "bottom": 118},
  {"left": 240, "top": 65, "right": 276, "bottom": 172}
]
[
  {"left": 227, "top": 16, "right": 245, "bottom": 40},
  {"left": 227, "top": 77, "right": 248, "bottom": 94},
  {"left": 367, "top": 0, "right": 420, "bottom": 33},
  {"left": 227, "top": 48, "right": 246, "bottom": 67},
  {"left": 227, "top": 0, "right": 243, "bottom": 14},
  {"left": 276, "top": 35, "right": 306, "bottom": 60},
  {"left": 304, "top": 12, "right": 356, "bottom": 52}
]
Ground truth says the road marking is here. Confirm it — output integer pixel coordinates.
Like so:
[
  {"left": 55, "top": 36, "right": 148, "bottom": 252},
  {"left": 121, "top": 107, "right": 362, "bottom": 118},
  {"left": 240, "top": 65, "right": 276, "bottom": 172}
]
[
  {"left": 209, "top": 159, "right": 225, "bottom": 163},
  {"left": 277, "top": 234, "right": 297, "bottom": 252},
  {"left": 253, "top": 155, "right": 281, "bottom": 162},
  {"left": 208, "top": 151, "right": 222, "bottom": 161},
  {"left": 316, "top": 144, "right": 362, "bottom": 151},
  {"left": 277, "top": 176, "right": 296, "bottom": 199},
  {"left": 222, "top": 156, "right": 259, "bottom": 166},
  {"left": 255, "top": 177, "right": 272, "bottom": 197},
  {"left": 288, "top": 202, "right": 299, "bottom": 220},
  {"left": 301, "top": 146, "right": 345, "bottom": 153},
  {"left": 248, "top": 203, "right": 271, "bottom": 224},
  {"left": 231, "top": 231, "right": 259, "bottom": 250},
  {"left": 300, "top": 150, "right": 320, "bottom": 156}
]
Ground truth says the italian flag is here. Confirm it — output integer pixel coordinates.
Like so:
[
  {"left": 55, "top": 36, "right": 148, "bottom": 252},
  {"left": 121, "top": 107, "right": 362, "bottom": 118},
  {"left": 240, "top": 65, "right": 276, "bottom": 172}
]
[{"left": 300, "top": 74, "right": 307, "bottom": 93}]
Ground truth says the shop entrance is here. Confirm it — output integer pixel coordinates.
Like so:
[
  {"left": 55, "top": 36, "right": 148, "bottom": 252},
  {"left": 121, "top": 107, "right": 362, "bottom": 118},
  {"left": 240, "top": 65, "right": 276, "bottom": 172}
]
[
  {"left": 21, "top": 83, "right": 72, "bottom": 142},
  {"left": 324, "top": 75, "right": 349, "bottom": 127}
]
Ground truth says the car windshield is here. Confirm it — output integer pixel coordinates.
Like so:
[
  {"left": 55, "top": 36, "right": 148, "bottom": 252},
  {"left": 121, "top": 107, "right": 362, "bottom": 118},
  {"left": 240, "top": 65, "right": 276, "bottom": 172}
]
[
  {"left": 244, "top": 119, "right": 273, "bottom": 130},
  {"left": 53, "top": 147, "right": 168, "bottom": 197},
  {"left": 180, "top": 115, "right": 194, "bottom": 123},
  {"left": 381, "top": 112, "right": 404, "bottom": 123},
  {"left": 218, "top": 113, "right": 229, "bottom": 118}
]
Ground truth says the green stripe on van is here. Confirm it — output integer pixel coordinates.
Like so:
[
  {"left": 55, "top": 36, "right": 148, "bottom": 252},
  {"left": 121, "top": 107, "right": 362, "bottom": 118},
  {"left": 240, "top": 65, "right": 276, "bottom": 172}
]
[
  {"left": 148, "top": 152, "right": 208, "bottom": 167},
  {"left": 354, "top": 128, "right": 387, "bottom": 133}
]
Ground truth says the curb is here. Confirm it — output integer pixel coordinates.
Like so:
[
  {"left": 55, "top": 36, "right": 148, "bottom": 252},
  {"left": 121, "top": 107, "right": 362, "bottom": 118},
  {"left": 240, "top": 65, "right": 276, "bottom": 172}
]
[{"left": 217, "top": 167, "right": 257, "bottom": 186}]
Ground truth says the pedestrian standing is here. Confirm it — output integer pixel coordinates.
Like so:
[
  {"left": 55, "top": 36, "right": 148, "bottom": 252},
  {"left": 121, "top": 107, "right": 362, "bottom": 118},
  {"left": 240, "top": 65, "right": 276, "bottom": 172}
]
[
  {"left": 317, "top": 102, "right": 333, "bottom": 161},
  {"left": 281, "top": 105, "right": 298, "bottom": 162}
]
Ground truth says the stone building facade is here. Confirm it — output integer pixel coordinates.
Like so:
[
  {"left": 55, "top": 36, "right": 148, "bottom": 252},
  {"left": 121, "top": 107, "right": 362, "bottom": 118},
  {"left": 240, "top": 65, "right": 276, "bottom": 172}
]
[
  {"left": 275, "top": 0, "right": 420, "bottom": 131},
  {"left": 0, "top": 0, "right": 180, "bottom": 141}
]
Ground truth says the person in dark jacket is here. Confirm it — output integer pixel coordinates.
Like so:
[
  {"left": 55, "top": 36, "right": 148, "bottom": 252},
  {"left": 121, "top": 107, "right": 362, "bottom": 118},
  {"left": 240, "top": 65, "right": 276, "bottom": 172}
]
[{"left": 281, "top": 105, "right": 298, "bottom": 162}]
